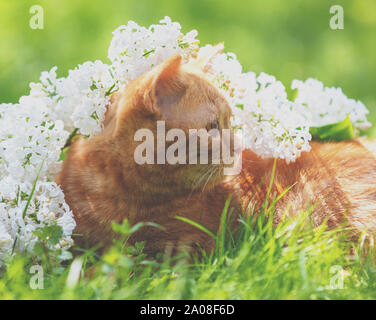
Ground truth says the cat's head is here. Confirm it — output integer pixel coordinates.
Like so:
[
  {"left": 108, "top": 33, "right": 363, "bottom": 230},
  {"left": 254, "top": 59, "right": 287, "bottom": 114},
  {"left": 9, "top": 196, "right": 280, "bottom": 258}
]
[{"left": 104, "top": 48, "right": 241, "bottom": 196}]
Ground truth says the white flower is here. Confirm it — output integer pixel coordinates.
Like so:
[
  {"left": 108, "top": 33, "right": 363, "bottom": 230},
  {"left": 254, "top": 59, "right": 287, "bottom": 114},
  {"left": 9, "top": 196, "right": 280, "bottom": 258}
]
[
  {"left": 108, "top": 16, "right": 199, "bottom": 87},
  {"left": 292, "top": 78, "right": 371, "bottom": 131},
  {"left": 0, "top": 222, "right": 12, "bottom": 264}
]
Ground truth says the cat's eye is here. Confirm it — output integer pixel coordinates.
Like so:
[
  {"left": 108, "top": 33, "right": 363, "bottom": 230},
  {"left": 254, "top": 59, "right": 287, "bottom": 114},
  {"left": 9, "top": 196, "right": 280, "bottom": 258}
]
[{"left": 207, "top": 119, "right": 220, "bottom": 131}]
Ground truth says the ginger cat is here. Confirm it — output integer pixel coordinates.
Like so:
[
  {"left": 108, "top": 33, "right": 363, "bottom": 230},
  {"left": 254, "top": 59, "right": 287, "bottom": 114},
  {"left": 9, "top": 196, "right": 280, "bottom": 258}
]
[{"left": 57, "top": 52, "right": 376, "bottom": 254}]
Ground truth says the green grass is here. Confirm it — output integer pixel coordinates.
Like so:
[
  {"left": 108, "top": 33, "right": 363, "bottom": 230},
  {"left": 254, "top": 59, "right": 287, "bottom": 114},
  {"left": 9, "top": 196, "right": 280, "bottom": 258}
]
[{"left": 1, "top": 174, "right": 375, "bottom": 300}]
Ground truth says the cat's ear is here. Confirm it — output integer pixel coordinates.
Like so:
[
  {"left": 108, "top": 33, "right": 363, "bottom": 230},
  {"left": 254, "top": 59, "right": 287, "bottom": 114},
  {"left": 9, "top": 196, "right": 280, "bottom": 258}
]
[
  {"left": 189, "top": 43, "right": 224, "bottom": 72},
  {"left": 144, "top": 53, "right": 185, "bottom": 113}
]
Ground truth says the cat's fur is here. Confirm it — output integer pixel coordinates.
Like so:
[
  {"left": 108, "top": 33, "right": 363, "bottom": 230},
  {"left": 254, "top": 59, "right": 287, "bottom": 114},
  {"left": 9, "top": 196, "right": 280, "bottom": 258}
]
[{"left": 57, "top": 53, "right": 376, "bottom": 253}]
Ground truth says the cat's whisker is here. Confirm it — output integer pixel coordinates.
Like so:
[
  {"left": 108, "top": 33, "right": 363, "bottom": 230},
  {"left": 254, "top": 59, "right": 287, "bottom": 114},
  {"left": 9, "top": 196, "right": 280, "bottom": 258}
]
[
  {"left": 201, "top": 166, "right": 217, "bottom": 195},
  {"left": 187, "top": 166, "right": 214, "bottom": 199},
  {"left": 187, "top": 168, "right": 210, "bottom": 200}
]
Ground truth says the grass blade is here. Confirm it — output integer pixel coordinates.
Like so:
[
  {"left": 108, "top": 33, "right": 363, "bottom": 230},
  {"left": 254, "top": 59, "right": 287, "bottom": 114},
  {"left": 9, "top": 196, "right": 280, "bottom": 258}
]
[{"left": 175, "top": 216, "right": 216, "bottom": 238}]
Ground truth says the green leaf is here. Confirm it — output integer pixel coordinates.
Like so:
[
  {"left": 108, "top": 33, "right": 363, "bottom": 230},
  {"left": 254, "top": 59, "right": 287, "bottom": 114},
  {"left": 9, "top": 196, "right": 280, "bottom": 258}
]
[
  {"left": 33, "top": 224, "right": 64, "bottom": 246},
  {"left": 58, "top": 250, "right": 73, "bottom": 261},
  {"left": 105, "top": 83, "right": 117, "bottom": 97},
  {"left": 309, "top": 114, "right": 354, "bottom": 142},
  {"left": 142, "top": 49, "right": 155, "bottom": 57},
  {"left": 63, "top": 128, "right": 79, "bottom": 149},
  {"left": 59, "top": 146, "right": 70, "bottom": 162}
]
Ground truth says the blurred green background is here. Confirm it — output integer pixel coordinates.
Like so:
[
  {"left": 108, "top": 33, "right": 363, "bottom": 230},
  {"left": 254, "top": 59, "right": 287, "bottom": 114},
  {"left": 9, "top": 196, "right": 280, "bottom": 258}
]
[{"left": 0, "top": 0, "right": 375, "bottom": 134}]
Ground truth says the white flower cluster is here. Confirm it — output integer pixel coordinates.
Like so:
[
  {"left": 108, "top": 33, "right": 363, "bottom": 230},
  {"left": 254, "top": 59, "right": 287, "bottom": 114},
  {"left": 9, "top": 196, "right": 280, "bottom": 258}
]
[
  {"left": 0, "top": 17, "right": 371, "bottom": 262},
  {"left": 108, "top": 16, "right": 199, "bottom": 87},
  {"left": 199, "top": 46, "right": 371, "bottom": 160},
  {"left": 199, "top": 46, "right": 312, "bottom": 161},
  {"left": 0, "top": 99, "right": 75, "bottom": 263},
  {"left": 36, "top": 61, "right": 113, "bottom": 136},
  {"left": 292, "top": 78, "right": 371, "bottom": 131}
]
